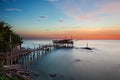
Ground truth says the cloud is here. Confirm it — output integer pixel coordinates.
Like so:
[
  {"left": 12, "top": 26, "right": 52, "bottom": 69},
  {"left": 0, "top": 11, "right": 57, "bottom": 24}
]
[
  {"left": 40, "top": 16, "right": 47, "bottom": 19},
  {"left": 87, "top": 1, "right": 120, "bottom": 23},
  {"left": 99, "top": 2, "right": 120, "bottom": 13},
  {"left": 5, "top": 8, "right": 22, "bottom": 11},
  {"left": 79, "top": 16, "right": 89, "bottom": 19},
  {"left": 58, "top": 20, "right": 63, "bottom": 22},
  {"left": 37, "top": 20, "right": 41, "bottom": 22},
  {"left": 51, "top": 0, "right": 88, "bottom": 21},
  {"left": 89, "top": 1, "right": 120, "bottom": 17},
  {"left": 52, "top": 0, "right": 120, "bottom": 23},
  {"left": 38, "top": 16, "right": 47, "bottom": 22}
]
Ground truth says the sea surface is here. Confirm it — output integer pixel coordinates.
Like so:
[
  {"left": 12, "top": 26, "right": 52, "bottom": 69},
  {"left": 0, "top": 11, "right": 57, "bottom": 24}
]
[{"left": 21, "top": 40, "right": 120, "bottom": 80}]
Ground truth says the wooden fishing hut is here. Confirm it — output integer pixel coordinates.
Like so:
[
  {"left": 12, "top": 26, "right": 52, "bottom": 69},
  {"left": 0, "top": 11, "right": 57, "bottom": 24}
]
[{"left": 52, "top": 39, "right": 73, "bottom": 48}]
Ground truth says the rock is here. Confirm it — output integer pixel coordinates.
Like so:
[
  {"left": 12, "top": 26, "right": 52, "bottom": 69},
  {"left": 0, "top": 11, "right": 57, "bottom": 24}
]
[
  {"left": 81, "top": 47, "right": 92, "bottom": 50},
  {"left": 49, "top": 73, "right": 64, "bottom": 79},
  {"left": 49, "top": 73, "right": 57, "bottom": 78},
  {"left": 75, "top": 59, "right": 82, "bottom": 62}
]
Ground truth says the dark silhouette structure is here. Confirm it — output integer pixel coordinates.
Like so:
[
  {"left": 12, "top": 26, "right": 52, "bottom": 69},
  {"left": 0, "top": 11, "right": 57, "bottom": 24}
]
[{"left": 53, "top": 39, "right": 73, "bottom": 48}]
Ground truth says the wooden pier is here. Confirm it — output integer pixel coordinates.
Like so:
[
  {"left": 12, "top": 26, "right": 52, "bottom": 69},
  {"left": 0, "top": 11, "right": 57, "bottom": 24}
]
[
  {"left": 0, "top": 39, "right": 74, "bottom": 65},
  {"left": 5, "top": 44, "right": 53, "bottom": 65},
  {"left": 0, "top": 39, "right": 74, "bottom": 80}
]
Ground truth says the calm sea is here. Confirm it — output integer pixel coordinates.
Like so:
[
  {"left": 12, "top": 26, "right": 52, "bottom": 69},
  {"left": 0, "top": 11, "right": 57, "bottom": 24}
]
[{"left": 21, "top": 40, "right": 120, "bottom": 80}]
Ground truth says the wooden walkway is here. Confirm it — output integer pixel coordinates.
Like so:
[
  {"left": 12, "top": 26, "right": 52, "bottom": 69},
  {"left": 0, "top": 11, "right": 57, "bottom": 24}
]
[
  {"left": 5, "top": 44, "right": 53, "bottom": 65},
  {"left": 2, "top": 39, "right": 74, "bottom": 65}
]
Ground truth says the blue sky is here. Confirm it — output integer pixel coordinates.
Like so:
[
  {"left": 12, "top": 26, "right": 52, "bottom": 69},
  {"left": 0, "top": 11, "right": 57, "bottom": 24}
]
[
  {"left": 0, "top": 0, "right": 120, "bottom": 39},
  {"left": 1, "top": 0, "right": 61, "bottom": 29}
]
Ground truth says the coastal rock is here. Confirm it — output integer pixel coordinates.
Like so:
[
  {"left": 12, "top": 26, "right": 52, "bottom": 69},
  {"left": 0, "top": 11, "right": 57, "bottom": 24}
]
[
  {"left": 75, "top": 59, "right": 82, "bottom": 62},
  {"left": 49, "top": 73, "right": 57, "bottom": 77},
  {"left": 49, "top": 73, "right": 64, "bottom": 79},
  {"left": 81, "top": 47, "right": 92, "bottom": 50}
]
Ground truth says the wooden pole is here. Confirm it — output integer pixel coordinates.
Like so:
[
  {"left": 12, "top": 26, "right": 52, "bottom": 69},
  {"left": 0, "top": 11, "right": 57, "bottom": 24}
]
[
  {"left": 10, "top": 34, "right": 13, "bottom": 65},
  {"left": 87, "top": 43, "right": 88, "bottom": 48}
]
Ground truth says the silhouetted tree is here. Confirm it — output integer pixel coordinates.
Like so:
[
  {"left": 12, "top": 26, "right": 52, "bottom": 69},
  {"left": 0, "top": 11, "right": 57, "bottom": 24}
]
[{"left": 0, "top": 21, "right": 21, "bottom": 53}]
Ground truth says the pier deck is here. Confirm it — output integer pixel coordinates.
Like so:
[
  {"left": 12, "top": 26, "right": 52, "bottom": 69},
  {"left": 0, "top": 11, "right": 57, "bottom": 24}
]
[{"left": 0, "top": 39, "right": 74, "bottom": 65}]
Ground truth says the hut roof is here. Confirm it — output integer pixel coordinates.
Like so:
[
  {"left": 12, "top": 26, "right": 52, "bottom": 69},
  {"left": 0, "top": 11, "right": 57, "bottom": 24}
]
[{"left": 53, "top": 39, "right": 73, "bottom": 44}]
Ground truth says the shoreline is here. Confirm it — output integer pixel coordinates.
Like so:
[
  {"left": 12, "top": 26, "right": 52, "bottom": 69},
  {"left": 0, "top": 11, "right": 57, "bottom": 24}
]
[{"left": 3, "top": 64, "right": 32, "bottom": 80}]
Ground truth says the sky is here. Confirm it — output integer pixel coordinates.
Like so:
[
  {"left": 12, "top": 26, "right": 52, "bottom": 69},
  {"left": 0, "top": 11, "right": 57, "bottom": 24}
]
[{"left": 0, "top": 0, "right": 120, "bottom": 39}]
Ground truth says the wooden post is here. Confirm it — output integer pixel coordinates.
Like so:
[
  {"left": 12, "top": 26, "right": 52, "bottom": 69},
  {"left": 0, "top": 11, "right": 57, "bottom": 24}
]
[
  {"left": 87, "top": 43, "right": 88, "bottom": 48},
  {"left": 10, "top": 34, "right": 13, "bottom": 65},
  {"left": 6, "top": 52, "right": 9, "bottom": 65}
]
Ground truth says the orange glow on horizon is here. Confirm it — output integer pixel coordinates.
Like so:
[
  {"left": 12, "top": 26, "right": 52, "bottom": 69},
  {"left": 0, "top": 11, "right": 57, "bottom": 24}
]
[{"left": 19, "top": 26, "right": 120, "bottom": 40}]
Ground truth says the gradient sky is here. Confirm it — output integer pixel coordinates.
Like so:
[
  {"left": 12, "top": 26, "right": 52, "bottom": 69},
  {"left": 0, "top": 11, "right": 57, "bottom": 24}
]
[{"left": 0, "top": 0, "right": 120, "bottom": 39}]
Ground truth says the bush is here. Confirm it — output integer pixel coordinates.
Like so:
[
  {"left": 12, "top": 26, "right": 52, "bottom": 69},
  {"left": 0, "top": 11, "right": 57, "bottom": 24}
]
[{"left": 0, "top": 21, "right": 22, "bottom": 53}]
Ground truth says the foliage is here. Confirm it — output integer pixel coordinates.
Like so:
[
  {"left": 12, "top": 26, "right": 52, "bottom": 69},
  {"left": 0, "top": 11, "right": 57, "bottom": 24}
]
[
  {"left": 0, "top": 21, "right": 22, "bottom": 80},
  {"left": 0, "top": 21, "right": 21, "bottom": 53},
  {"left": 0, "top": 74, "right": 20, "bottom": 80},
  {"left": 0, "top": 66, "right": 20, "bottom": 80}
]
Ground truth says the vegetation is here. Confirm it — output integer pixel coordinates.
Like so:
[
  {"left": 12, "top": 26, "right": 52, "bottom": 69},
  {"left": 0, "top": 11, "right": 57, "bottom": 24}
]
[
  {"left": 0, "top": 21, "right": 22, "bottom": 80},
  {"left": 0, "top": 66, "right": 20, "bottom": 80},
  {"left": 0, "top": 21, "right": 22, "bottom": 53},
  {"left": 0, "top": 20, "right": 22, "bottom": 65}
]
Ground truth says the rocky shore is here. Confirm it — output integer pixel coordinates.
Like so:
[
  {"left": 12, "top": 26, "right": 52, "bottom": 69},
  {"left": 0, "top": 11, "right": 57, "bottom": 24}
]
[{"left": 3, "top": 64, "right": 32, "bottom": 80}]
